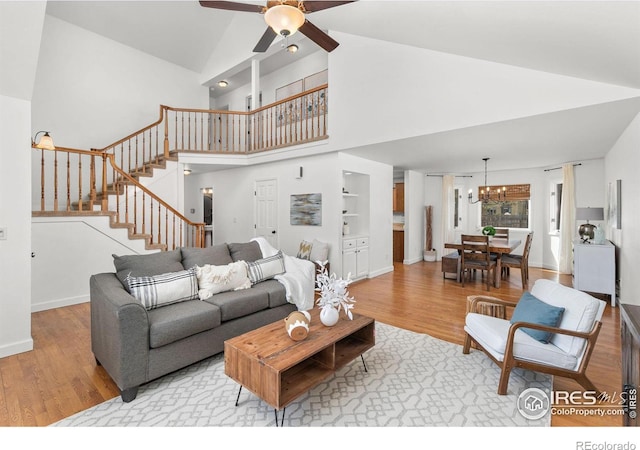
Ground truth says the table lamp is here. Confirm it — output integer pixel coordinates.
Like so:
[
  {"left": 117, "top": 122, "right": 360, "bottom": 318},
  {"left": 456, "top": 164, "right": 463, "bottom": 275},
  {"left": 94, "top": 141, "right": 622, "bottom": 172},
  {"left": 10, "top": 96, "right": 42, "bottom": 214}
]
[{"left": 576, "top": 207, "right": 604, "bottom": 241}]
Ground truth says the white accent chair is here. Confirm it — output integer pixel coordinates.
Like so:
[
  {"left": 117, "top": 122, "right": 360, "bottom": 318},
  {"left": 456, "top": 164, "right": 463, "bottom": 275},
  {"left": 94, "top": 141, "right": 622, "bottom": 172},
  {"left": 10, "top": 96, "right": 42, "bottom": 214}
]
[{"left": 463, "top": 279, "right": 605, "bottom": 395}]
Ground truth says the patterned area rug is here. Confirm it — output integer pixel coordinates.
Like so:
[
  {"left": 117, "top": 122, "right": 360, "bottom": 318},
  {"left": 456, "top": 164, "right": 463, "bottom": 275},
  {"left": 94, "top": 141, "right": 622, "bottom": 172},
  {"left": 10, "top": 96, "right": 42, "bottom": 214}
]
[{"left": 53, "top": 323, "right": 550, "bottom": 427}]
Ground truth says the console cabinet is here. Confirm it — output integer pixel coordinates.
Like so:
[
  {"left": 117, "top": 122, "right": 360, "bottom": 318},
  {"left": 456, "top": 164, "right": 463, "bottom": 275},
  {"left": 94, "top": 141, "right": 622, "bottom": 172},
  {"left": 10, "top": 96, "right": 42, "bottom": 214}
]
[
  {"left": 573, "top": 239, "right": 616, "bottom": 307},
  {"left": 343, "top": 236, "right": 369, "bottom": 280}
]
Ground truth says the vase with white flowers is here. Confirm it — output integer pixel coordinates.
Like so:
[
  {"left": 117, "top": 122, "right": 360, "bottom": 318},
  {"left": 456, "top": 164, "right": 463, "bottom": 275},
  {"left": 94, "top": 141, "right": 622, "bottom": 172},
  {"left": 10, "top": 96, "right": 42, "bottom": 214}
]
[{"left": 315, "top": 261, "right": 356, "bottom": 326}]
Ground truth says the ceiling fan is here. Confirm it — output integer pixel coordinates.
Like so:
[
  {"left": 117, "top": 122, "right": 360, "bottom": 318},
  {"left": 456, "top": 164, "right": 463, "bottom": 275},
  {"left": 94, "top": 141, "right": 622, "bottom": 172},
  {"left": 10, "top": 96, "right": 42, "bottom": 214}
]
[{"left": 199, "top": 1, "right": 355, "bottom": 53}]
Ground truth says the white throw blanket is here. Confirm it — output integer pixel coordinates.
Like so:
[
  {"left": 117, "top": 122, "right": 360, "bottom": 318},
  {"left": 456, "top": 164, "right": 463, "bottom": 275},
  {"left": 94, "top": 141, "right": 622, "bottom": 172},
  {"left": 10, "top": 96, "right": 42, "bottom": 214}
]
[{"left": 251, "top": 237, "right": 316, "bottom": 311}]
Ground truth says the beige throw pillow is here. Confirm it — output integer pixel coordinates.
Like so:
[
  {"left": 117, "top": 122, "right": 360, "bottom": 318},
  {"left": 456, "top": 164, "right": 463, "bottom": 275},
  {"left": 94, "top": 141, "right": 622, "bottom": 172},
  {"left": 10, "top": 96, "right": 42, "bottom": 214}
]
[
  {"left": 297, "top": 240, "right": 313, "bottom": 260},
  {"left": 195, "top": 261, "right": 251, "bottom": 300}
]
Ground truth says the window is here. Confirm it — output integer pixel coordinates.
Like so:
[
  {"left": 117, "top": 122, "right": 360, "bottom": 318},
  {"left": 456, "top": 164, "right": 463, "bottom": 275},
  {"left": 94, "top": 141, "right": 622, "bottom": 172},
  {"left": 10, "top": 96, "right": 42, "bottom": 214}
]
[
  {"left": 551, "top": 182, "right": 562, "bottom": 232},
  {"left": 480, "top": 184, "right": 530, "bottom": 229}
]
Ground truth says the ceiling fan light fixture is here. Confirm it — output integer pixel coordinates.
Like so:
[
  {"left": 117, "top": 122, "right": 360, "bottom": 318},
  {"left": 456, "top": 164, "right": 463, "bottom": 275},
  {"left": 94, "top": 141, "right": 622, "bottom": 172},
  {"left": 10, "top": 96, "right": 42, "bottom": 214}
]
[{"left": 264, "top": 4, "right": 305, "bottom": 37}]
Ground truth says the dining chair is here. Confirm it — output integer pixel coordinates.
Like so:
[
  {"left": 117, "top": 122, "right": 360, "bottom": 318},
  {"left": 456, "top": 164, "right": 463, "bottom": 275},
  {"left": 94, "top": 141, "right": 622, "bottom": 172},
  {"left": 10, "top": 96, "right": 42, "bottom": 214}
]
[
  {"left": 501, "top": 232, "right": 533, "bottom": 289},
  {"left": 460, "top": 235, "right": 497, "bottom": 291},
  {"left": 493, "top": 228, "right": 509, "bottom": 240}
]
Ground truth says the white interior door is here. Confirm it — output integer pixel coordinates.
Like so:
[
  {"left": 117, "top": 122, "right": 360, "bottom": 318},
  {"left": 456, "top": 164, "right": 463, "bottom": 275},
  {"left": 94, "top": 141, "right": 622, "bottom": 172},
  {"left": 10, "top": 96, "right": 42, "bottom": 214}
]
[{"left": 255, "top": 179, "right": 278, "bottom": 248}]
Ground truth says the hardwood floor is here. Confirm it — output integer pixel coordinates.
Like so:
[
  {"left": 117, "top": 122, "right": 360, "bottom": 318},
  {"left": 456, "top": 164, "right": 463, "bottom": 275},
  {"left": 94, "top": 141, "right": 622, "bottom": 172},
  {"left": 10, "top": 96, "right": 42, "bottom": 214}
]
[{"left": 0, "top": 261, "right": 622, "bottom": 427}]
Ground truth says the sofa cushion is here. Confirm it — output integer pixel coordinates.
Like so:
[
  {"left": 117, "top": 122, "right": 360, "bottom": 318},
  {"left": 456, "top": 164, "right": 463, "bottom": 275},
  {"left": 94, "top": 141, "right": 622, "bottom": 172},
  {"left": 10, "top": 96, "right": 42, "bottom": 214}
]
[
  {"left": 531, "top": 279, "right": 604, "bottom": 358},
  {"left": 203, "top": 287, "right": 270, "bottom": 322},
  {"left": 250, "top": 279, "right": 288, "bottom": 308},
  {"left": 228, "top": 241, "right": 263, "bottom": 263},
  {"left": 113, "top": 249, "right": 184, "bottom": 290},
  {"left": 195, "top": 261, "right": 251, "bottom": 300},
  {"left": 147, "top": 300, "right": 221, "bottom": 348},
  {"left": 247, "top": 251, "right": 285, "bottom": 285},
  {"left": 465, "top": 313, "right": 578, "bottom": 370},
  {"left": 181, "top": 244, "right": 233, "bottom": 269},
  {"left": 510, "top": 291, "right": 565, "bottom": 343},
  {"left": 127, "top": 268, "right": 199, "bottom": 310}
]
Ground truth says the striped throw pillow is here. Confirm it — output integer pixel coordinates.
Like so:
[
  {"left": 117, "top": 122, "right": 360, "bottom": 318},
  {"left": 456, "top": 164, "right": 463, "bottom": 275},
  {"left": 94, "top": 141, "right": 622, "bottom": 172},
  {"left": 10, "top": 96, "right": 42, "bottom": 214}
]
[
  {"left": 247, "top": 251, "right": 286, "bottom": 285},
  {"left": 127, "top": 268, "right": 199, "bottom": 310}
]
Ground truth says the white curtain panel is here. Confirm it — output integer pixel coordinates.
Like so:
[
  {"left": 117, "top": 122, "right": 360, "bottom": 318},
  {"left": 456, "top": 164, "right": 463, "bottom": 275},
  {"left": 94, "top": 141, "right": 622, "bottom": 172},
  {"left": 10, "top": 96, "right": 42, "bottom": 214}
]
[
  {"left": 558, "top": 163, "right": 576, "bottom": 274},
  {"left": 440, "top": 175, "right": 456, "bottom": 257}
]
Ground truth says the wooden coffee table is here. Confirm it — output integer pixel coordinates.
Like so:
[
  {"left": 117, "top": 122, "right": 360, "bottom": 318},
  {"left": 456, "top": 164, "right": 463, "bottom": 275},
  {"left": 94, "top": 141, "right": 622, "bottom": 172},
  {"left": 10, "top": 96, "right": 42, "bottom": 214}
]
[{"left": 224, "top": 308, "right": 375, "bottom": 425}]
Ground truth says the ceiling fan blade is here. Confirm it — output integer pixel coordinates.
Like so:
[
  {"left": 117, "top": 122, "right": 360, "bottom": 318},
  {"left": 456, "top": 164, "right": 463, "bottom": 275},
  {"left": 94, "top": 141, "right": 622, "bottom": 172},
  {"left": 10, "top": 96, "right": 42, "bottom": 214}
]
[
  {"left": 301, "top": 1, "right": 356, "bottom": 13},
  {"left": 253, "top": 27, "right": 278, "bottom": 52},
  {"left": 299, "top": 20, "right": 340, "bottom": 52},
  {"left": 199, "top": 1, "right": 264, "bottom": 13}
]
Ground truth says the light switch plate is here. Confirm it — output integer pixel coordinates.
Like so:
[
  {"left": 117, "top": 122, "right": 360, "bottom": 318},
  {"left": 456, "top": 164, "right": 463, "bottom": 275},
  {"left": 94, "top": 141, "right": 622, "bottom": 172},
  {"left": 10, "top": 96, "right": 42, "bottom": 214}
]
[{"left": 0, "top": 227, "right": 6, "bottom": 240}]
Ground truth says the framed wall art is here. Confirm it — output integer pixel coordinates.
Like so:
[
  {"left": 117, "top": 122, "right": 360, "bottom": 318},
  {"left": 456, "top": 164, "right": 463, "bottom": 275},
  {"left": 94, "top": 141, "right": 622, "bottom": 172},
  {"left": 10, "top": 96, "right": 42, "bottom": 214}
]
[{"left": 290, "top": 193, "right": 322, "bottom": 226}]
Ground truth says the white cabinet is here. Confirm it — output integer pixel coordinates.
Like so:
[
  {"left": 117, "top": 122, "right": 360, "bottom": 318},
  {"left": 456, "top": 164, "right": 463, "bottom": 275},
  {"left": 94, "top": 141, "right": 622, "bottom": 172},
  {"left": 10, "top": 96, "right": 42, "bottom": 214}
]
[
  {"left": 573, "top": 239, "right": 616, "bottom": 307},
  {"left": 343, "top": 236, "right": 369, "bottom": 280}
]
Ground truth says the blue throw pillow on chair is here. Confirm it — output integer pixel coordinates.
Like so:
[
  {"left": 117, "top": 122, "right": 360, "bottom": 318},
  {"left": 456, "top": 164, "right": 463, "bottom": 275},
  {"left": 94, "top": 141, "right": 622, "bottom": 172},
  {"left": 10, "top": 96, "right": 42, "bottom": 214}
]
[{"left": 510, "top": 292, "right": 565, "bottom": 344}]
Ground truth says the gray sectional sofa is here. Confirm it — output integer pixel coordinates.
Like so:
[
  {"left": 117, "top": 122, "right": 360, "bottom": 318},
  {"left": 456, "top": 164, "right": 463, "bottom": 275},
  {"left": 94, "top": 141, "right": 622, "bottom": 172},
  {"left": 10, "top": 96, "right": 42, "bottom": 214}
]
[{"left": 90, "top": 241, "right": 297, "bottom": 402}]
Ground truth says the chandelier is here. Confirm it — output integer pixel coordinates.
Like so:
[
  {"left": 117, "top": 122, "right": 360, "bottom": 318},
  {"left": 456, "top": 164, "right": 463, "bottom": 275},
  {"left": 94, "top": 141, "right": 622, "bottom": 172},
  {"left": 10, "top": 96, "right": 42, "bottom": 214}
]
[{"left": 468, "top": 158, "right": 506, "bottom": 204}]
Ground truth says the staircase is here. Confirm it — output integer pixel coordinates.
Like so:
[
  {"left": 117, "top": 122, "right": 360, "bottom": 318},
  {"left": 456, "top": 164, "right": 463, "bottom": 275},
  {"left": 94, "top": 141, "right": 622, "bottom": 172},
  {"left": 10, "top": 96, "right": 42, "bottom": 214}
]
[{"left": 32, "top": 86, "right": 329, "bottom": 251}]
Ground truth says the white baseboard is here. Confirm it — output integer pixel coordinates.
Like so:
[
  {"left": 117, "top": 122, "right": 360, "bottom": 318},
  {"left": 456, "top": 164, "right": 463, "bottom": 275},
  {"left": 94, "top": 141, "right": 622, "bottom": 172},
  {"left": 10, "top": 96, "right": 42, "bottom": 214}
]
[
  {"left": 403, "top": 256, "right": 424, "bottom": 265},
  {"left": 32, "top": 294, "right": 89, "bottom": 313},
  {"left": 368, "top": 265, "right": 394, "bottom": 278},
  {"left": 0, "top": 338, "right": 34, "bottom": 359}
]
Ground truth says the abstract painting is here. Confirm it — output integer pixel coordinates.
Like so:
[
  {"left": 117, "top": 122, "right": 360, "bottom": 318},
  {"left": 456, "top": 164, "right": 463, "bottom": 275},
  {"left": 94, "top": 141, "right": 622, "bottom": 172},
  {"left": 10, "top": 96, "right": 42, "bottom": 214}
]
[{"left": 290, "top": 193, "right": 322, "bottom": 226}]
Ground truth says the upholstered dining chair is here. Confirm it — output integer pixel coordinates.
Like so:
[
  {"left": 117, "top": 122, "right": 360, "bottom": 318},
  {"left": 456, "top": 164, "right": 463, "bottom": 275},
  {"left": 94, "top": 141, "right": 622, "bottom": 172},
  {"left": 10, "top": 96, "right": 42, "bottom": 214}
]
[
  {"left": 463, "top": 279, "right": 605, "bottom": 395},
  {"left": 502, "top": 232, "right": 533, "bottom": 288},
  {"left": 460, "top": 234, "right": 497, "bottom": 291}
]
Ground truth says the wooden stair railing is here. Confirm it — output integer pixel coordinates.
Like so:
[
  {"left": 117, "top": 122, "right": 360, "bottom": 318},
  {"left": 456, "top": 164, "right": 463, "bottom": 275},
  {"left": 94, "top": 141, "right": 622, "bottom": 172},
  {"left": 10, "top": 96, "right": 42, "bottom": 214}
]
[
  {"left": 91, "top": 85, "right": 329, "bottom": 177},
  {"left": 32, "top": 145, "right": 204, "bottom": 250},
  {"left": 31, "top": 85, "right": 328, "bottom": 249}
]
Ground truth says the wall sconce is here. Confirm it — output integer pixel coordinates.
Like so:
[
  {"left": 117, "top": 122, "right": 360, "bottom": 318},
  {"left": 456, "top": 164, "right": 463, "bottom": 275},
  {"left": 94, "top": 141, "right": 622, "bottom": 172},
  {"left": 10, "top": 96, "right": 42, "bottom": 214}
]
[{"left": 32, "top": 131, "right": 55, "bottom": 150}]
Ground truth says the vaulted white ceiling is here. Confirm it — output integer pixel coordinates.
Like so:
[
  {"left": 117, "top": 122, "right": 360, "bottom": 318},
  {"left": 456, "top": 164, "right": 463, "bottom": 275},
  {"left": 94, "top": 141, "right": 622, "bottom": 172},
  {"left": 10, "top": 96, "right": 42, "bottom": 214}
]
[{"left": 44, "top": 0, "right": 640, "bottom": 173}]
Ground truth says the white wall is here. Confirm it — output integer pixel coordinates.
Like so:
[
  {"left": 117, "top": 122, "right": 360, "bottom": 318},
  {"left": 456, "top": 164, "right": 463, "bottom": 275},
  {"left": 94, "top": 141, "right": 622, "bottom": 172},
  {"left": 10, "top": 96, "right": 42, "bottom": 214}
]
[
  {"left": 0, "top": 95, "right": 35, "bottom": 358},
  {"left": 404, "top": 170, "right": 425, "bottom": 264},
  {"left": 328, "top": 32, "right": 640, "bottom": 153},
  {"left": 184, "top": 152, "right": 393, "bottom": 278},
  {"left": 0, "top": 1, "right": 46, "bottom": 358},
  {"left": 31, "top": 217, "right": 157, "bottom": 312},
  {"left": 32, "top": 15, "right": 208, "bottom": 151},
  {"left": 185, "top": 153, "right": 343, "bottom": 269},
  {"left": 605, "top": 112, "right": 640, "bottom": 305}
]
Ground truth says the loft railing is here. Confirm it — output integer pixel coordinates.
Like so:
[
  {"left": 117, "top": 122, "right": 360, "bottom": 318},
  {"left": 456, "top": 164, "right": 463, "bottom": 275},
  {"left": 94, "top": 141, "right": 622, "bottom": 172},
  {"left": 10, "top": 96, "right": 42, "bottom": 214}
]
[
  {"left": 93, "top": 84, "right": 328, "bottom": 171},
  {"left": 32, "top": 145, "right": 205, "bottom": 250}
]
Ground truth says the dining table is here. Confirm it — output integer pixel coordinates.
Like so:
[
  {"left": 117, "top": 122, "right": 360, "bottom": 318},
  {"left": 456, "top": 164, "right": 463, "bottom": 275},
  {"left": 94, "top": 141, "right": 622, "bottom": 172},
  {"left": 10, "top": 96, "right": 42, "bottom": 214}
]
[{"left": 444, "top": 237, "right": 522, "bottom": 288}]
